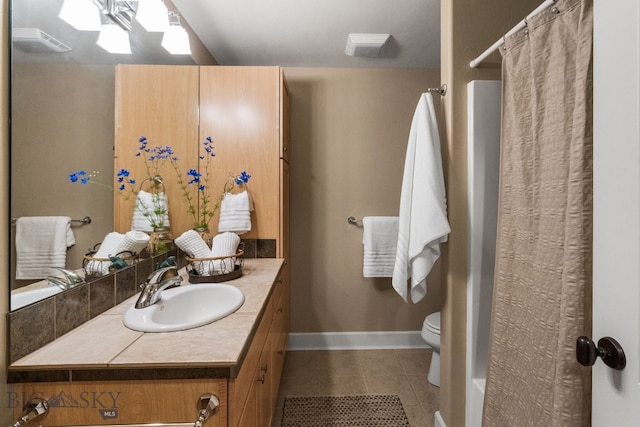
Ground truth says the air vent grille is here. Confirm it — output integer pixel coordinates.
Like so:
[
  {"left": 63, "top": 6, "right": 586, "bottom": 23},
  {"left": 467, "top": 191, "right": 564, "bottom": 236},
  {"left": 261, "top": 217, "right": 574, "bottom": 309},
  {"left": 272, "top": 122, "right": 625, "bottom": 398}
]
[{"left": 12, "top": 28, "right": 72, "bottom": 53}]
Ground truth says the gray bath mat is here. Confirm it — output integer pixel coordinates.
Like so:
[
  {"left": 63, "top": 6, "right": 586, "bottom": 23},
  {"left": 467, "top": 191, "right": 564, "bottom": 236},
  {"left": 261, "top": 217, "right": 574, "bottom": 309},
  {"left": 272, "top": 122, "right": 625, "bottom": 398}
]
[{"left": 281, "top": 394, "right": 410, "bottom": 426}]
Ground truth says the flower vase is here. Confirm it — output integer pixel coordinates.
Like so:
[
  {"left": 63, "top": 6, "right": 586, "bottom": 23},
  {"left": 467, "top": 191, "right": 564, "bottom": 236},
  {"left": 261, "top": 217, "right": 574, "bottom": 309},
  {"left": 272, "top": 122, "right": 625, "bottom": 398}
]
[
  {"left": 194, "top": 227, "right": 213, "bottom": 248},
  {"left": 149, "top": 226, "right": 174, "bottom": 254}
]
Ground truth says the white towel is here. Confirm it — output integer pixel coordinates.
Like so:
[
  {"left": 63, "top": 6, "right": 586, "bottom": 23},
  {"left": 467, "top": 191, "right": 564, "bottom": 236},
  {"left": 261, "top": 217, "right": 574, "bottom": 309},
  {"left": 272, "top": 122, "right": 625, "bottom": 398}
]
[
  {"left": 218, "top": 190, "right": 253, "bottom": 234},
  {"left": 117, "top": 230, "right": 150, "bottom": 255},
  {"left": 175, "top": 230, "right": 212, "bottom": 275},
  {"left": 93, "top": 232, "right": 125, "bottom": 259},
  {"left": 362, "top": 216, "right": 399, "bottom": 277},
  {"left": 175, "top": 230, "right": 211, "bottom": 258},
  {"left": 211, "top": 232, "right": 241, "bottom": 274},
  {"left": 15, "top": 216, "right": 75, "bottom": 280},
  {"left": 392, "top": 93, "right": 451, "bottom": 303},
  {"left": 131, "top": 190, "right": 170, "bottom": 232},
  {"left": 86, "top": 232, "right": 126, "bottom": 276}
]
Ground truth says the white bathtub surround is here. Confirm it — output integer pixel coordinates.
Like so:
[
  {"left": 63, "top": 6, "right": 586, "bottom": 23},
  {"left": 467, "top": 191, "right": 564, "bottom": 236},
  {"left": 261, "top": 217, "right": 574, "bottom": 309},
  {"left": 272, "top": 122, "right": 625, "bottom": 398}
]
[
  {"left": 361, "top": 216, "right": 399, "bottom": 277},
  {"left": 466, "top": 80, "right": 501, "bottom": 426},
  {"left": 393, "top": 92, "right": 450, "bottom": 303}
]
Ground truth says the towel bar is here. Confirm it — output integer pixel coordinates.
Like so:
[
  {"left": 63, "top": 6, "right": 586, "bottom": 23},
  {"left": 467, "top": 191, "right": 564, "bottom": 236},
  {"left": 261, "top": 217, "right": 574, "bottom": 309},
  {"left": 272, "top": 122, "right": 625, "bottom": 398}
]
[
  {"left": 347, "top": 216, "right": 360, "bottom": 225},
  {"left": 426, "top": 84, "right": 447, "bottom": 96},
  {"left": 11, "top": 216, "right": 92, "bottom": 226}
]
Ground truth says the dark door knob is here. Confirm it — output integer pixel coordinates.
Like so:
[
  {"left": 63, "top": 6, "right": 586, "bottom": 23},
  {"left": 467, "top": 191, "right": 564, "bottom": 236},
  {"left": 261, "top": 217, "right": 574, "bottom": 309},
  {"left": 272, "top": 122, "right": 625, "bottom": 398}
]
[{"left": 576, "top": 336, "right": 626, "bottom": 370}]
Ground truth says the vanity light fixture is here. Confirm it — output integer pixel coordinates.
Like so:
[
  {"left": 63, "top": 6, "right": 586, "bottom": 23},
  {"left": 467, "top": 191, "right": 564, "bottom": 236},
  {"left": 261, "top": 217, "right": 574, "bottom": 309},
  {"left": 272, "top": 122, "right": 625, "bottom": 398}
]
[
  {"left": 97, "top": 23, "right": 132, "bottom": 54},
  {"left": 58, "top": 0, "right": 102, "bottom": 31},
  {"left": 161, "top": 12, "right": 191, "bottom": 55},
  {"left": 135, "top": 0, "right": 170, "bottom": 32},
  {"left": 59, "top": 0, "right": 135, "bottom": 32}
]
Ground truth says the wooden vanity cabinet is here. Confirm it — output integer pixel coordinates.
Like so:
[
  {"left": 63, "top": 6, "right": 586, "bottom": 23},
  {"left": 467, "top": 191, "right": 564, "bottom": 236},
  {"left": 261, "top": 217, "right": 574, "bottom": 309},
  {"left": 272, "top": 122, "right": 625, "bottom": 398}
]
[
  {"left": 10, "top": 265, "right": 289, "bottom": 427},
  {"left": 231, "top": 266, "right": 288, "bottom": 427}
]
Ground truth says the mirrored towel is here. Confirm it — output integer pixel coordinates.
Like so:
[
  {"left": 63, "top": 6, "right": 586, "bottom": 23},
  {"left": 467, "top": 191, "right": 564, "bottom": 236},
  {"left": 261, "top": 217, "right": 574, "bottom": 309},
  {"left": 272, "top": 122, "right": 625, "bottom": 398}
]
[{"left": 15, "top": 216, "right": 75, "bottom": 280}]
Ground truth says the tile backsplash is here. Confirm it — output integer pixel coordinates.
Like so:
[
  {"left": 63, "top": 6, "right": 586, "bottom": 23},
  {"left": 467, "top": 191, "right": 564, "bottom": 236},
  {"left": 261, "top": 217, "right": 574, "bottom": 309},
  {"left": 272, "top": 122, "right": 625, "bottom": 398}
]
[{"left": 8, "top": 239, "right": 276, "bottom": 364}]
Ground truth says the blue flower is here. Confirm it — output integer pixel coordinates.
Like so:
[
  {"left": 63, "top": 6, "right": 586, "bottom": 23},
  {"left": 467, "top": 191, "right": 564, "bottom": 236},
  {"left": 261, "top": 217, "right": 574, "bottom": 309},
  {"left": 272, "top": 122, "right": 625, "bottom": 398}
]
[
  {"left": 69, "top": 170, "right": 87, "bottom": 183},
  {"left": 235, "top": 171, "right": 252, "bottom": 185},
  {"left": 69, "top": 170, "right": 113, "bottom": 191}
]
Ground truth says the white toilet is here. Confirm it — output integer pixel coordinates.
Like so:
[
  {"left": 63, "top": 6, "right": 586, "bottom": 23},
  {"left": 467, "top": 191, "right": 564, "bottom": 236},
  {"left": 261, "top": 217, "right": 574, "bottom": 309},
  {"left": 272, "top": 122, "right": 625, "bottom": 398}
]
[{"left": 421, "top": 311, "right": 441, "bottom": 387}]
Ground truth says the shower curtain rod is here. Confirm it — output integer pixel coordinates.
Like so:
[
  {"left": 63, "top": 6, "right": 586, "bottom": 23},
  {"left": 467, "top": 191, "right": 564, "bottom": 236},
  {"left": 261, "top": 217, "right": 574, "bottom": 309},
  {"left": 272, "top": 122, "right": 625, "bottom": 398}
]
[{"left": 469, "top": 0, "right": 558, "bottom": 68}]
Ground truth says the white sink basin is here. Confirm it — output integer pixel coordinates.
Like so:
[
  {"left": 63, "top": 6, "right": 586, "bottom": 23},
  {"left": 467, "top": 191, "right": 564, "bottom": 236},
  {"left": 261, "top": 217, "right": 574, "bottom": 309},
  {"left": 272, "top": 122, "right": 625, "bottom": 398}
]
[{"left": 123, "top": 283, "right": 244, "bottom": 333}]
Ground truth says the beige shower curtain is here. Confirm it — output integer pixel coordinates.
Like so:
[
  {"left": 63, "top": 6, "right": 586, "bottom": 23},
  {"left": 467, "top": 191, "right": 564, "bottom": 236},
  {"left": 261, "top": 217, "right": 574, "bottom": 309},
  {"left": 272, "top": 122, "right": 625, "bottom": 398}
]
[{"left": 482, "top": 0, "right": 593, "bottom": 425}]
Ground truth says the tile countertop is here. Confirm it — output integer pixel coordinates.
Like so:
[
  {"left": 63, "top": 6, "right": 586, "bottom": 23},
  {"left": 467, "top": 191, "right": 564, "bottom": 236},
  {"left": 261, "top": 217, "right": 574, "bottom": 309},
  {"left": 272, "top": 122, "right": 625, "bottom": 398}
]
[{"left": 8, "top": 258, "right": 285, "bottom": 383}]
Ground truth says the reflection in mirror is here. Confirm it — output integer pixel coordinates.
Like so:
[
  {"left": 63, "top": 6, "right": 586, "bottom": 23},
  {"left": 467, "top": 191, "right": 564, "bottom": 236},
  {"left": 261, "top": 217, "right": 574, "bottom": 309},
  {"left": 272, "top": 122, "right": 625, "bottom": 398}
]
[{"left": 9, "top": 0, "right": 205, "bottom": 311}]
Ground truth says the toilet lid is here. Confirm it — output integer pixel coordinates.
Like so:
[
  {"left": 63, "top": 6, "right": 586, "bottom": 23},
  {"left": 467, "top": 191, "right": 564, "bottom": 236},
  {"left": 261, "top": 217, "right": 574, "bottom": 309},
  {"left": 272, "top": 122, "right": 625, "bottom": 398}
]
[{"left": 425, "top": 312, "right": 440, "bottom": 332}]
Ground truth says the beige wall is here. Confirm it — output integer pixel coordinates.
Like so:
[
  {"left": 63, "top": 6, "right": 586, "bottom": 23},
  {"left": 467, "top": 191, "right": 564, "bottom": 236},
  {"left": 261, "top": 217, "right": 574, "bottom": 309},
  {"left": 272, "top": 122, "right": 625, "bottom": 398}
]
[
  {"left": 439, "top": 0, "right": 541, "bottom": 426},
  {"left": 1, "top": 0, "right": 9, "bottom": 424},
  {"left": 284, "top": 67, "right": 443, "bottom": 333}
]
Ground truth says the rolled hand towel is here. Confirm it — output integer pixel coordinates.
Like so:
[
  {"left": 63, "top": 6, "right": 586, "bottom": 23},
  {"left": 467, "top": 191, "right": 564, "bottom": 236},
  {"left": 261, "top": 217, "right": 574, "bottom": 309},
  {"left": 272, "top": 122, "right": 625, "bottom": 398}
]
[
  {"left": 218, "top": 191, "right": 253, "bottom": 234},
  {"left": 93, "top": 232, "right": 125, "bottom": 258},
  {"left": 175, "top": 230, "right": 212, "bottom": 275},
  {"left": 86, "top": 232, "right": 125, "bottom": 276},
  {"left": 117, "top": 230, "right": 151, "bottom": 255},
  {"left": 211, "top": 232, "right": 241, "bottom": 274}
]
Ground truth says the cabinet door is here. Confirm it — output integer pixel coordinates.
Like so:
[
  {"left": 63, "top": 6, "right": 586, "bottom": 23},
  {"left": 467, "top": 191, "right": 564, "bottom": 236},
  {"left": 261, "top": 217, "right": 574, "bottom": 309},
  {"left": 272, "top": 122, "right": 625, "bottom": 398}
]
[
  {"left": 278, "top": 160, "right": 289, "bottom": 259},
  {"left": 237, "top": 377, "right": 259, "bottom": 427},
  {"left": 114, "top": 65, "right": 200, "bottom": 235},
  {"left": 271, "top": 268, "right": 289, "bottom": 406},
  {"left": 258, "top": 338, "right": 272, "bottom": 426},
  {"left": 199, "top": 66, "right": 281, "bottom": 240}
]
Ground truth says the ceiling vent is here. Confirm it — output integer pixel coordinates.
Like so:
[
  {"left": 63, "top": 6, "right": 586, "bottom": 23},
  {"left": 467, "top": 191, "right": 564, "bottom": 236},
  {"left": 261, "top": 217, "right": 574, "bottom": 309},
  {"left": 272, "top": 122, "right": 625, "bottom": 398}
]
[
  {"left": 12, "top": 28, "right": 72, "bottom": 53},
  {"left": 345, "top": 33, "right": 390, "bottom": 57}
]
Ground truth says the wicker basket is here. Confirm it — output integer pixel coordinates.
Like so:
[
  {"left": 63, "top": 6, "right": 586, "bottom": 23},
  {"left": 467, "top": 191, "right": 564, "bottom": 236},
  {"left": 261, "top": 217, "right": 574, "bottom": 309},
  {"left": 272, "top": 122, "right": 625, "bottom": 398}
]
[
  {"left": 186, "top": 246, "right": 244, "bottom": 284},
  {"left": 83, "top": 250, "right": 138, "bottom": 280}
]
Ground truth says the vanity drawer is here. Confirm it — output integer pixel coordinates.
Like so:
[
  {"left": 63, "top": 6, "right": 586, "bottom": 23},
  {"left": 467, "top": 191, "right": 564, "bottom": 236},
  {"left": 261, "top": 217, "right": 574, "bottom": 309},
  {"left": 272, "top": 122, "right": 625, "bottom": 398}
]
[{"left": 10, "top": 379, "right": 227, "bottom": 426}]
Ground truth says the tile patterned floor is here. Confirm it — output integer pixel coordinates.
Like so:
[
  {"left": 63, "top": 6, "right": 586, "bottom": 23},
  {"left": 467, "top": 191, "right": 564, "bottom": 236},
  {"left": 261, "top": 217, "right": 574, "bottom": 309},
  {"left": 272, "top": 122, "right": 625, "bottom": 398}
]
[{"left": 273, "top": 348, "right": 439, "bottom": 427}]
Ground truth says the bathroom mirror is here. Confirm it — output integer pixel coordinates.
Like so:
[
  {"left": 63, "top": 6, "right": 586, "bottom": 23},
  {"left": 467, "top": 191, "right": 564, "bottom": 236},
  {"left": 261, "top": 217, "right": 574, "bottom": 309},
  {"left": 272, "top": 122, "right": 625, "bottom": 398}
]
[{"left": 9, "top": 0, "right": 197, "bottom": 310}]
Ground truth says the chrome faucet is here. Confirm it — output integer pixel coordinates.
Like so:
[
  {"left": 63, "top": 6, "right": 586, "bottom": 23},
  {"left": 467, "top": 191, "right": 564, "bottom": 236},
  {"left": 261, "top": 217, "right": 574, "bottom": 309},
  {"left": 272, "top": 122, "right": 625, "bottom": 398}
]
[
  {"left": 11, "top": 398, "right": 49, "bottom": 427},
  {"left": 47, "top": 268, "right": 86, "bottom": 290},
  {"left": 135, "top": 266, "right": 183, "bottom": 309}
]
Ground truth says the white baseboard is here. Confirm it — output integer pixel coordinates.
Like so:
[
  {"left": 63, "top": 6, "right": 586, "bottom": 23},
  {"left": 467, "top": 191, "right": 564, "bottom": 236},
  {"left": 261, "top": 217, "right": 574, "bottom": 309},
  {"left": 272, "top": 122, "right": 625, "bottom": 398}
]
[
  {"left": 435, "top": 410, "right": 446, "bottom": 427},
  {"left": 287, "top": 331, "right": 429, "bottom": 351}
]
